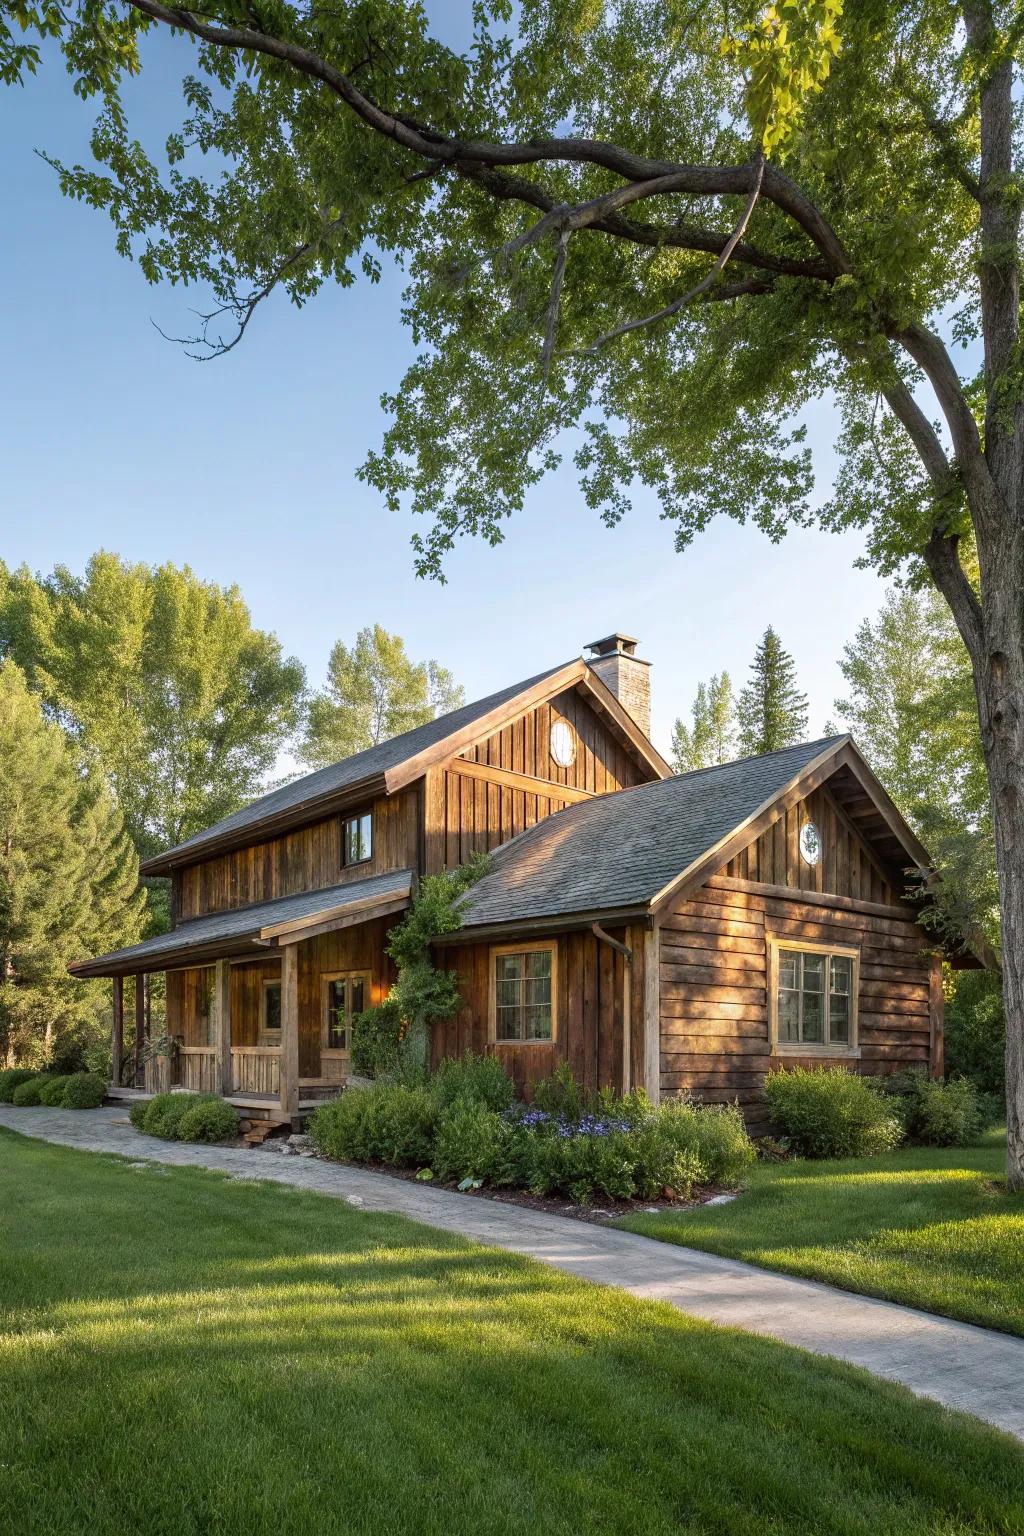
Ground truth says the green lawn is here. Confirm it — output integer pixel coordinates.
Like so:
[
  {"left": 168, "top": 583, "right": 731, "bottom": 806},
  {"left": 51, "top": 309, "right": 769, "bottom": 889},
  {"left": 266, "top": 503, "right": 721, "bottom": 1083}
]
[
  {"left": 1, "top": 1133, "right": 1023, "bottom": 1535},
  {"left": 619, "top": 1128, "right": 1024, "bottom": 1335}
]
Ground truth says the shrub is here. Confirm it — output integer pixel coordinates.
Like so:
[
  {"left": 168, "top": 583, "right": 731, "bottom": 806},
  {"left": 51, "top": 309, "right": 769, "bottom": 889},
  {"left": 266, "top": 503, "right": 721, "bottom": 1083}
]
[
  {"left": 654, "top": 1099, "right": 755, "bottom": 1187},
  {"left": 129, "top": 1099, "right": 150, "bottom": 1131},
  {"left": 38, "top": 1075, "right": 72, "bottom": 1106},
  {"left": 177, "top": 1098, "right": 241, "bottom": 1144},
  {"left": 533, "top": 1062, "right": 588, "bottom": 1121},
  {"left": 61, "top": 1072, "right": 106, "bottom": 1110},
  {"left": 764, "top": 1066, "right": 903, "bottom": 1158},
  {"left": 350, "top": 999, "right": 404, "bottom": 1078},
  {"left": 142, "top": 1092, "right": 216, "bottom": 1140},
  {"left": 431, "top": 1053, "right": 515, "bottom": 1114},
  {"left": 0, "top": 1068, "right": 39, "bottom": 1103},
  {"left": 433, "top": 1102, "right": 505, "bottom": 1183},
  {"left": 309, "top": 1084, "right": 436, "bottom": 1167},
  {"left": 945, "top": 970, "right": 1005, "bottom": 1096},
  {"left": 881, "top": 1070, "right": 984, "bottom": 1147},
  {"left": 12, "top": 1075, "right": 49, "bottom": 1106}
]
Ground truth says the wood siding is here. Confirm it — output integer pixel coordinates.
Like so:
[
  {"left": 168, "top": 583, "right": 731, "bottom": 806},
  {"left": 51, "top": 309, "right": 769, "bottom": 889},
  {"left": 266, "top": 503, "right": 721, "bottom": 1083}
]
[
  {"left": 436, "top": 929, "right": 632, "bottom": 1097},
  {"left": 459, "top": 688, "right": 647, "bottom": 796},
  {"left": 659, "top": 875, "right": 936, "bottom": 1130},
  {"left": 722, "top": 785, "right": 901, "bottom": 906},
  {"left": 174, "top": 789, "right": 419, "bottom": 920}
]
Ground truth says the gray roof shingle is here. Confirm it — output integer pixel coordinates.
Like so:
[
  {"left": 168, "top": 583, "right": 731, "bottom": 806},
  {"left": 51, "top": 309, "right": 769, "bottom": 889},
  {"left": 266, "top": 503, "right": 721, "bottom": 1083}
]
[
  {"left": 70, "top": 868, "right": 413, "bottom": 976},
  {"left": 143, "top": 661, "right": 573, "bottom": 869},
  {"left": 457, "top": 737, "right": 847, "bottom": 929}
]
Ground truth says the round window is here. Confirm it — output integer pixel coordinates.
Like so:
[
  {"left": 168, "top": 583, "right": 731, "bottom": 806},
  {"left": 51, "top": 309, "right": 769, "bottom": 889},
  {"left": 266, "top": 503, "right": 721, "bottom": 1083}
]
[
  {"left": 550, "top": 720, "right": 577, "bottom": 768},
  {"left": 799, "top": 821, "right": 822, "bottom": 866}
]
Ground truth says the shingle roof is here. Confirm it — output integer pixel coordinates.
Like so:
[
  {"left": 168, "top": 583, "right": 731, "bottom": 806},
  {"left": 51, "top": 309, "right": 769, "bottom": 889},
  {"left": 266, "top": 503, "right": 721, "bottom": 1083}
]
[
  {"left": 141, "top": 660, "right": 576, "bottom": 872},
  {"left": 69, "top": 868, "right": 413, "bottom": 977},
  {"left": 456, "top": 737, "right": 848, "bottom": 929}
]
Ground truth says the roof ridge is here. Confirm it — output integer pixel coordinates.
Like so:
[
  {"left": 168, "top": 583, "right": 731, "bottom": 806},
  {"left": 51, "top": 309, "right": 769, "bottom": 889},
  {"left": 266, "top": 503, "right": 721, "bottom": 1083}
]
[{"left": 672, "top": 733, "right": 850, "bottom": 783}]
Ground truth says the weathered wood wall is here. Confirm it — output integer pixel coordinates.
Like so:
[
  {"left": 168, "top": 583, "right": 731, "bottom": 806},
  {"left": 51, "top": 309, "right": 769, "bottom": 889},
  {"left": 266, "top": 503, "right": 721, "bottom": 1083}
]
[
  {"left": 722, "top": 785, "right": 900, "bottom": 906},
  {"left": 659, "top": 874, "right": 937, "bottom": 1130},
  {"left": 174, "top": 789, "right": 419, "bottom": 920},
  {"left": 460, "top": 688, "right": 647, "bottom": 796},
  {"left": 435, "top": 928, "right": 632, "bottom": 1097}
]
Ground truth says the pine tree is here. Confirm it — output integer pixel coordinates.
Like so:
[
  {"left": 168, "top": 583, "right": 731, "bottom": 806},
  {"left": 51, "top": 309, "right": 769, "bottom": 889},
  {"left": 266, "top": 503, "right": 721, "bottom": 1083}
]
[
  {"left": 671, "top": 673, "right": 736, "bottom": 773},
  {"left": 301, "top": 625, "right": 465, "bottom": 768},
  {"left": 736, "top": 629, "right": 809, "bottom": 757},
  {"left": 0, "top": 660, "right": 144, "bottom": 1067}
]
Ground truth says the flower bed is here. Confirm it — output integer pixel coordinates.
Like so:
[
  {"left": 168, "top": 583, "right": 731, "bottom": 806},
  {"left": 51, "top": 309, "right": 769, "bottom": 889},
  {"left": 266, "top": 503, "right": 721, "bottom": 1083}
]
[{"left": 309, "top": 1057, "right": 755, "bottom": 1205}]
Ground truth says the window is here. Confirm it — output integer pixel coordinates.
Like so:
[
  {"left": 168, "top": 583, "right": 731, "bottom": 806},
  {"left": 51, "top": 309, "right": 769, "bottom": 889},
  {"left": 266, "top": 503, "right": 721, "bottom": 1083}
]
[
  {"left": 490, "top": 944, "right": 556, "bottom": 1043},
  {"left": 549, "top": 720, "right": 576, "bottom": 768},
  {"left": 342, "top": 812, "right": 373, "bottom": 866},
  {"left": 321, "top": 971, "right": 371, "bottom": 1055},
  {"left": 260, "top": 980, "right": 282, "bottom": 1044},
  {"left": 799, "top": 821, "right": 822, "bottom": 866},
  {"left": 771, "top": 940, "right": 858, "bottom": 1053}
]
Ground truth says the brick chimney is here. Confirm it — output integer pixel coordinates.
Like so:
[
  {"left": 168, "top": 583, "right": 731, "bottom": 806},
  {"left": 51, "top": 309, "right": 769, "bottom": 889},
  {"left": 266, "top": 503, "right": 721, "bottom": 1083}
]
[{"left": 585, "top": 633, "right": 652, "bottom": 739}]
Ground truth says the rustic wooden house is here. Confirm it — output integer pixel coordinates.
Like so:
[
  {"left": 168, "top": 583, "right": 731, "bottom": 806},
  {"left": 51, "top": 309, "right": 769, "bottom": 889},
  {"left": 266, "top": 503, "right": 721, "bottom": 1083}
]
[{"left": 72, "top": 634, "right": 949, "bottom": 1131}]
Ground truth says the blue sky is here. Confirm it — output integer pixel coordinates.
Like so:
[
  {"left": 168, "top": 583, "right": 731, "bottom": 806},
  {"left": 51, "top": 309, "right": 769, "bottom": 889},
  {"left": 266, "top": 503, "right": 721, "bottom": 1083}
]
[{"left": 0, "top": 21, "right": 890, "bottom": 761}]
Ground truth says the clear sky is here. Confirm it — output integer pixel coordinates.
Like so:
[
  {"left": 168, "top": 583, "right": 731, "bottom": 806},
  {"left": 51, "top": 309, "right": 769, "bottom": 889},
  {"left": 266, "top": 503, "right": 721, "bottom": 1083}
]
[{"left": 0, "top": 18, "right": 890, "bottom": 763}]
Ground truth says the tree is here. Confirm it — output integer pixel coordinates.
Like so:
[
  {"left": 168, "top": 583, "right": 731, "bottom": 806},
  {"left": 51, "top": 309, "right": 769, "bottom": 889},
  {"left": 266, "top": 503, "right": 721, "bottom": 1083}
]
[
  {"left": 301, "top": 625, "right": 464, "bottom": 768},
  {"left": 737, "top": 629, "right": 809, "bottom": 757},
  {"left": 836, "top": 584, "right": 997, "bottom": 954},
  {"left": 7, "top": 6, "right": 1024, "bottom": 1176},
  {"left": 0, "top": 660, "right": 145, "bottom": 1067},
  {"left": 671, "top": 673, "right": 736, "bottom": 773},
  {"left": 0, "top": 554, "right": 306, "bottom": 858}
]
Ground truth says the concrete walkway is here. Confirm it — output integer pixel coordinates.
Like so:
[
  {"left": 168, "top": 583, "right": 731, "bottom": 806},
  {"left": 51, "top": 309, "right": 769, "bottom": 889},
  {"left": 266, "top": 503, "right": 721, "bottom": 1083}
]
[{"left": 4, "top": 1103, "right": 1024, "bottom": 1441}]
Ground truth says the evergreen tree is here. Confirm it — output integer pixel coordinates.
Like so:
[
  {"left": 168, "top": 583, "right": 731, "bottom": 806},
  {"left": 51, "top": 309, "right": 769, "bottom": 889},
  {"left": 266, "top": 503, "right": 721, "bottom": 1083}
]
[
  {"left": 0, "top": 660, "right": 144, "bottom": 1067},
  {"left": 671, "top": 673, "right": 736, "bottom": 774},
  {"left": 301, "top": 625, "right": 464, "bottom": 768},
  {"left": 736, "top": 629, "right": 809, "bottom": 757},
  {"left": 0, "top": 554, "right": 306, "bottom": 859}
]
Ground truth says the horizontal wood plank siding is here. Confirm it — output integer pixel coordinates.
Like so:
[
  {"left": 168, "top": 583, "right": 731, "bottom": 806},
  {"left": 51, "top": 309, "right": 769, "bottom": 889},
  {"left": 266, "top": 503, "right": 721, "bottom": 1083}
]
[
  {"left": 174, "top": 788, "right": 419, "bottom": 920},
  {"left": 659, "top": 875, "right": 935, "bottom": 1131}
]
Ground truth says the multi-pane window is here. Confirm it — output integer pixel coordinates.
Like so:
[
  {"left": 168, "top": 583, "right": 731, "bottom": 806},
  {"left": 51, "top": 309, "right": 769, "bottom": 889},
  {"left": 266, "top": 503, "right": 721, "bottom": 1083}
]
[
  {"left": 775, "top": 946, "right": 855, "bottom": 1049},
  {"left": 342, "top": 812, "right": 373, "bottom": 866},
  {"left": 493, "top": 947, "right": 555, "bottom": 1043},
  {"left": 323, "top": 972, "right": 370, "bottom": 1054},
  {"left": 261, "top": 981, "right": 282, "bottom": 1043}
]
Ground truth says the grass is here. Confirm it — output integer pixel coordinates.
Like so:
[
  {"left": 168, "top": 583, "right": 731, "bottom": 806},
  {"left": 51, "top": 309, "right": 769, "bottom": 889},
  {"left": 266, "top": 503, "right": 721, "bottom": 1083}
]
[
  {"left": 619, "top": 1128, "right": 1024, "bottom": 1335},
  {"left": 1, "top": 1132, "right": 1023, "bottom": 1535}
]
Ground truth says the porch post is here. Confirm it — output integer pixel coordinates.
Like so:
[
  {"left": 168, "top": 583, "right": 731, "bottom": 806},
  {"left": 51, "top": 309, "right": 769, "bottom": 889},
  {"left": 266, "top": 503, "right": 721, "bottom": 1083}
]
[
  {"left": 642, "top": 927, "right": 660, "bottom": 1106},
  {"left": 213, "top": 958, "right": 233, "bottom": 1096},
  {"left": 133, "top": 974, "right": 146, "bottom": 1087},
  {"left": 279, "top": 943, "right": 299, "bottom": 1121},
  {"left": 111, "top": 976, "right": 124, "bottom": 1088}
]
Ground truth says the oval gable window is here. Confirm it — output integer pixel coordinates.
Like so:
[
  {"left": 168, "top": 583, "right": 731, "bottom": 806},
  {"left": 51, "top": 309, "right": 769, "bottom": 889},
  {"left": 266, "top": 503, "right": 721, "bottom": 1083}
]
[
  {"left": 550, "top": 720, "right": 576, "bottom": 768},
  {"left": 799, "top": 821, "right": 822, "bottom": 867}
]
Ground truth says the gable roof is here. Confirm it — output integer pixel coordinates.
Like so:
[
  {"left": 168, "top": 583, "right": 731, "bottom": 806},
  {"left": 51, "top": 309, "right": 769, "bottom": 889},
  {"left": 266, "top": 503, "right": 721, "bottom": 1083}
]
[
  {"left": 449, "top": 736, "right": 932, "bottom": 935},
  {"left": 140, "top": 657, "right": 672, "bottom": 876},
  {"left": 69, "top": 868, "right": 414, "bottom": 977}
]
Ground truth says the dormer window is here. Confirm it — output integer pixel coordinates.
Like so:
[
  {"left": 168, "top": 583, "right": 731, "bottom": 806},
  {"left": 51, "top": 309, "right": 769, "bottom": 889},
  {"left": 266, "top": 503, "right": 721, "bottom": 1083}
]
[{"left": 342, "top": 812, "right": 373, "bottom": 866}]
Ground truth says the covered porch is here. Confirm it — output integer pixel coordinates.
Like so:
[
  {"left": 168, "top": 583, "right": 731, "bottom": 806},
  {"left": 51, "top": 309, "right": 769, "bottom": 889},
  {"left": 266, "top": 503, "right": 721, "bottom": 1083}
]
[{"left": 70, "top": 868, "right": 412, "bottom": 1125}]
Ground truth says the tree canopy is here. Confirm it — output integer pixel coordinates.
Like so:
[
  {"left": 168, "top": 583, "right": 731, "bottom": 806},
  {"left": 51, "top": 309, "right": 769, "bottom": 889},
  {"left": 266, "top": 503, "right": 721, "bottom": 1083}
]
[
  {"left": 301, "top": 623, "right": 464, "bottom": 768},
  {"left": 671, "top": 672, "right": 736, "bottom": 773},
  {"left": 0, "top": 553, "right": 306, "bottom": 858},
  {"left": 0, "top": 659, "right": 144, "bottom": 1067}
]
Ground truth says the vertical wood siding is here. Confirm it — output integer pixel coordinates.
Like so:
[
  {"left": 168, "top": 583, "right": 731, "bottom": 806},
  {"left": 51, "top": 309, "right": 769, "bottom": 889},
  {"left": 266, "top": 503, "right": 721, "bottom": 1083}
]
[{"left": 723, "top": 785, "right": 900, "bottom": 906}]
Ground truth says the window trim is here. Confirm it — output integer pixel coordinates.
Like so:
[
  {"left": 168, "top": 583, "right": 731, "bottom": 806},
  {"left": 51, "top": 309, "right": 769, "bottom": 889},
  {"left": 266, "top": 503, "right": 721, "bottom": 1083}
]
[
  {"left": 488, "top": 940, "right": 558, "bottom": 1047},
  {"left": 321, "top": 969, "right": 373, "bottom": 1058},
  {"left": 341, "top": 810, "right": 374, "bottom": 868},
  {"left": 767, "top": 936, "right": 860, "bottom": 1057},
  {"left": 259, "top": 978, "right": 283, "bottom": 1047}
]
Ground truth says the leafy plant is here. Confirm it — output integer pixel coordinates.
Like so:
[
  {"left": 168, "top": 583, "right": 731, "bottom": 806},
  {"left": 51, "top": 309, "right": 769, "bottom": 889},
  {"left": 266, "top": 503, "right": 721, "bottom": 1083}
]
[
  {"left": 37, "top": 1074, "right": 71, "bottom": 1106},
  {"left": 880, "top": 1071, "right": 984, "bottom": 1148},
  {"left": 764, "top": 1067, "right": 903, "bottom": 1158},
  {"left": 11, "top": 1074, "right": 48, "bottom": 1106},
  {"left": 60, "top": 1072, "right": 106, "bottom": 1109},
  {"left": 0, "top": 1068, "right": 40, "bottom": 1102},
  {"left": 141, "top": 1091, "right": 217, "bottom": 1140},
  {"left": 946, "top": 970, "right": 1005, "bottom": 1096},
  {"left": 176, "top": 1098, "right": 241, "bottom": 1144},
  {"left": 430, "top": 1052, "right": 515, "bottom": 1114}
]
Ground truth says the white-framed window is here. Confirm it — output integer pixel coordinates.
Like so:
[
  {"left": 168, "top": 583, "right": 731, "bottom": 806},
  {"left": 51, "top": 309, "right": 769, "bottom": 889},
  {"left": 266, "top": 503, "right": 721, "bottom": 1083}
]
[
  {"left": 342, "top": 812, "right": 373, "bottom": 866},
  {"left": 769, "top": 938, "right": 859, "bottom": 1054},
  {"left": 321, "top": 970, "right": 371, "bottom": 1056},
  {"left": 489, "top": 942, "right": 557, "bottom": 1044},
  {"left": 260, "top": 980, "right": 282, "bottom": 1045}
]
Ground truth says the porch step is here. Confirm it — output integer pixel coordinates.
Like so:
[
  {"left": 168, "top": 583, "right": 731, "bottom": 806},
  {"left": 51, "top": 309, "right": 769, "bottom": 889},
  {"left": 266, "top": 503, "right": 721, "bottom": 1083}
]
[{"left": 240, "top": 1117, "right": 282, "bottom": 1147}]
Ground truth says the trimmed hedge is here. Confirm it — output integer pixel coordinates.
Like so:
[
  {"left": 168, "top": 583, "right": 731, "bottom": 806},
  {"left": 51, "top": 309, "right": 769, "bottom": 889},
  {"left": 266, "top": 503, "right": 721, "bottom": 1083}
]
[
  {"left": 177, "top": 1098, "right": 241, "bottom": 1144},
  {"left": 61, "top": 1072, "right": 106, "bottom": 1109},
  {"left": 0, "top": 1068, "right": 39, "bottom": 1103},
  {"left": 310, "top": 1056, "right": 756, "bottom": 1204},
  {"left": 12, "top": 1075, "right": 49, "bottom": 1106},
  {"left": 137, "top": 1092, "right": 217, "bottom": 1141},
  {"left": 132, "top": 1091, "right": 241, "bottom": 1144},
  {"left": 764, "top": 1066, "right": 903, "bottom": 1158},
  {"left": 38, "top": 1075, "right": 72, "bottom": 1106}
]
